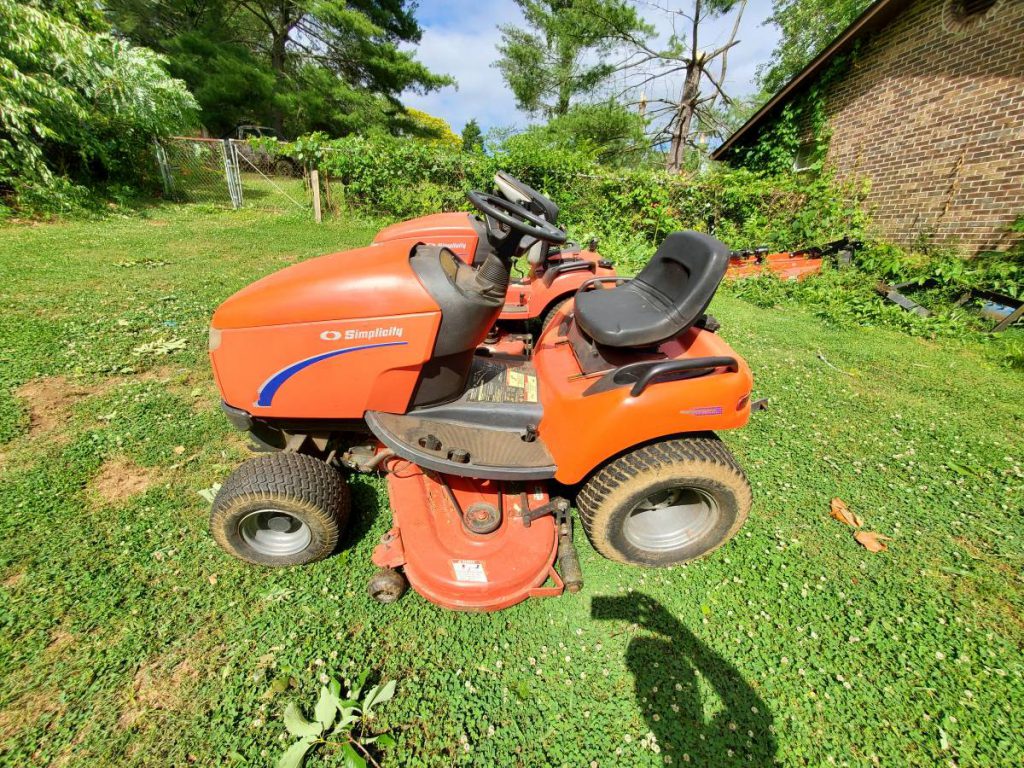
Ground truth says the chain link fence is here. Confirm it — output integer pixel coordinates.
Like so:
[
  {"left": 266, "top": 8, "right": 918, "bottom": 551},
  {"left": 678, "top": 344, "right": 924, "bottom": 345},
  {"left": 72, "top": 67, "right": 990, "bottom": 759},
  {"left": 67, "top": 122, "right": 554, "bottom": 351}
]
[{"left": 155, "top": 137, "right": 313, "bottom": 213}]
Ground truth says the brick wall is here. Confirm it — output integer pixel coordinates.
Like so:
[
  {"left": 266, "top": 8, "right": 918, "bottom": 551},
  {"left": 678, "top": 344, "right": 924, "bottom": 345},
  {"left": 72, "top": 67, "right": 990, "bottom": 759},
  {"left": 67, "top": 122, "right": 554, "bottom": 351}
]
[{"left": 772, "top": 0, "right": 1023, "bottom": 253}]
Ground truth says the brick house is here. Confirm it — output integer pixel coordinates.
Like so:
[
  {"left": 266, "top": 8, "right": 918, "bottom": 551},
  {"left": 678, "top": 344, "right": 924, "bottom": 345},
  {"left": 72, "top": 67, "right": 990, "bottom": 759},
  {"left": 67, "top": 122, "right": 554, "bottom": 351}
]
[{"left": 713, "top": 0, "right": 1024, "bottom": 254}]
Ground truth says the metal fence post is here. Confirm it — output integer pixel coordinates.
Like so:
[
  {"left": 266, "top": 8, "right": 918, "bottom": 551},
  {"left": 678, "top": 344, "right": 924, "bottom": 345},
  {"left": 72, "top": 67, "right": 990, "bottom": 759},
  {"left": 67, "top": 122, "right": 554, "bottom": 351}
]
[
  {"left": 221, "top": 139, "right": 243, "bottom": 209},
  {"left": 154, "top": 141, "right": 174, "bottom": 197}
]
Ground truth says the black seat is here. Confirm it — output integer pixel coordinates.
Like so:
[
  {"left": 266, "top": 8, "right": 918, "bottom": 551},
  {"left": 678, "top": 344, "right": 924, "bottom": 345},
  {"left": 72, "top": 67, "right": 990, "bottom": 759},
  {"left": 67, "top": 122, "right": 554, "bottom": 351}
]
[{"left": 574, "top": 231, "right": 729, "bottom": 348}]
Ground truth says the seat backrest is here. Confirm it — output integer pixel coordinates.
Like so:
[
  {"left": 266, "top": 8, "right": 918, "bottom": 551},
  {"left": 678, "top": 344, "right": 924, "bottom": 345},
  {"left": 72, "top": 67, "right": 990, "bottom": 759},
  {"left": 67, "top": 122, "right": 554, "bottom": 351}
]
[{"left": 634, "top": 231, "right": 729, "bottom": 327}]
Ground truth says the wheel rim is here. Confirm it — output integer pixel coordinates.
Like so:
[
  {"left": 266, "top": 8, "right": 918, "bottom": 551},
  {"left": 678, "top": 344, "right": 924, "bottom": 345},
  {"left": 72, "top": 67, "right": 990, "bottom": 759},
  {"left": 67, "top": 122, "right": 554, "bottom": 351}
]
[
  {"left": 239, "top": 509, "right": 311, "bottom": 557},
  {"left": 624, "top": 486, "right": 719, "bottom": 552}
]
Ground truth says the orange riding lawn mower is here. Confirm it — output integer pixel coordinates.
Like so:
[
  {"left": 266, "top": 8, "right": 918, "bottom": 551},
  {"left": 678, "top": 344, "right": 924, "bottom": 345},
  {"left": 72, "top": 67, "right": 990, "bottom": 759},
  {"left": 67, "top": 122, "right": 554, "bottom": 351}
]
[{"left": 207, "top": 173, "right": 756, "bottom": 611}]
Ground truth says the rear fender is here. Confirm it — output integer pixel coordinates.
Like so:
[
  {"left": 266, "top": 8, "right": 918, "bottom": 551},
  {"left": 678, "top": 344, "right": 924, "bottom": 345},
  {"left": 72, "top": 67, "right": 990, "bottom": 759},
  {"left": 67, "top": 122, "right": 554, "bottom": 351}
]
[{"left": 534, "top": 321, "right": 753, "bottom": 485}]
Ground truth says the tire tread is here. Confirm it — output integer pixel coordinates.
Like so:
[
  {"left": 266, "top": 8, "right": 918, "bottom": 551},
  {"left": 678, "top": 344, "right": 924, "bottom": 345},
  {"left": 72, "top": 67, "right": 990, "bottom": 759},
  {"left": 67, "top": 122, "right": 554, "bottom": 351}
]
[
  {"left": 210, "top": 453, "right": 350, "bottom": 567},
  {"left": 577, "top": 435, "right": 751, "bottom": 566}
]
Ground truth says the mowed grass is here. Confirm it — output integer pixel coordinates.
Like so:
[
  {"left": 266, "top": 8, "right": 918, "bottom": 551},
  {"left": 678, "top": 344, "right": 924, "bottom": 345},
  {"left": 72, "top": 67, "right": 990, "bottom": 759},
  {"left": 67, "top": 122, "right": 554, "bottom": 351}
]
[{"left": 0, "top": 204, "right": 1021, "bottom": 768}]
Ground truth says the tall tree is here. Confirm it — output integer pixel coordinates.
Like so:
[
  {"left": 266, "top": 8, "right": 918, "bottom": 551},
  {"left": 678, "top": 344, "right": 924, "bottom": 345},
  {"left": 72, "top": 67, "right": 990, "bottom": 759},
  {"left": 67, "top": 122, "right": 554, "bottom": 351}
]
[
  {"left": 230, "top": 0, "right": 453, "bottom": 134},
  {"left": 105, "top": 0, "right": 452, "bottom": 137},
  {"left": 461, "top": 119, "right": 484, "bottom": 152},
  {"left": 495, "top": 0, "right": 651, "bottom": 119},
  {"left": 757, "top": 0, "right": 871, "bottom": 95},
  {"left": 589, "top": 0, "right": 747, "bottom": 172}
]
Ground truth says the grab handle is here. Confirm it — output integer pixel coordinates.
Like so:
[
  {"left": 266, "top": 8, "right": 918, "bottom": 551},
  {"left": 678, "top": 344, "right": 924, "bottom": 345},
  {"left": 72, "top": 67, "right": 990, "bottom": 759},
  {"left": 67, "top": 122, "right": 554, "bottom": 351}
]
[
  {"left": 576, "top": 276, "right": 631, "bottom": 294},
  {"left": 629, "top": 356, "right": 738, "bottom": 396}
]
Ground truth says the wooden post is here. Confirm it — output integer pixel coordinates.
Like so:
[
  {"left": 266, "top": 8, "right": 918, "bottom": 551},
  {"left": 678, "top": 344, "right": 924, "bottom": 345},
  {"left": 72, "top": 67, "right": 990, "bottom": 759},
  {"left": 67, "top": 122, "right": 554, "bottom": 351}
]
[{"left": 311, "top": 169, "right": 322, "bottom": 223}]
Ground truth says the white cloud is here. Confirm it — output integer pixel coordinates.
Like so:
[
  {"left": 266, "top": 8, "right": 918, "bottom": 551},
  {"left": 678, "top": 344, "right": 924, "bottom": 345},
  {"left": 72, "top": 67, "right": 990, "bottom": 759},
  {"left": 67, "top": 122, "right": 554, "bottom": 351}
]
[{"left": 402, "top": 0, "right": 531, "bottom": 134}]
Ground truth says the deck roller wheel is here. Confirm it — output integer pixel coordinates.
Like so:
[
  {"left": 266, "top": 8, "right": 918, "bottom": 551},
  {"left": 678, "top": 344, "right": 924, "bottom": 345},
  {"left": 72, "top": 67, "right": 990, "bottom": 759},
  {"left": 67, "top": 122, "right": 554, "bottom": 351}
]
[
  {"left": 368, "top": 569, "right": 408, "bottom": 603},
  {"left": 210, "top": 453, "right": 350, "bottom": 567},
  {"left": 577, "top": 435, "right": 751, "bottom": 567}
]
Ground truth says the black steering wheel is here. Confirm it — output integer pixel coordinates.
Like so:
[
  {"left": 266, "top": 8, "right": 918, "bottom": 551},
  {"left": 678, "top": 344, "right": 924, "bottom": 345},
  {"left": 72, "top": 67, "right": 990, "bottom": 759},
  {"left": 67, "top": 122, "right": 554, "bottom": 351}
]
[{"left": 467, "top": 190, "right": 567, "bottom": 245}]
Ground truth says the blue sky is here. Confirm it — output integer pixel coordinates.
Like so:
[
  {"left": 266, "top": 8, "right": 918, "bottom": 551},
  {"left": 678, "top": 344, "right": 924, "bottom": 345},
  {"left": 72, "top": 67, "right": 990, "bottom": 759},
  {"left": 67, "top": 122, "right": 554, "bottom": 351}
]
[{"left": 402, "top": 0, "right": 781, "bottom": 134}]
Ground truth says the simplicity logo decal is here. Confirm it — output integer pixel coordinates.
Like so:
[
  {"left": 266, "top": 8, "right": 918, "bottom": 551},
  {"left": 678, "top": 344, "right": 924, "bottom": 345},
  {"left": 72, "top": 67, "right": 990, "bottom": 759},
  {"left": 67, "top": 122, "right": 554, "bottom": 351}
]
[
  {"left": 320, "top": 326, "right": 404, "bottom": 342},
  {"left": 255, "top": 340, "right": 407, "bottom": 407}
]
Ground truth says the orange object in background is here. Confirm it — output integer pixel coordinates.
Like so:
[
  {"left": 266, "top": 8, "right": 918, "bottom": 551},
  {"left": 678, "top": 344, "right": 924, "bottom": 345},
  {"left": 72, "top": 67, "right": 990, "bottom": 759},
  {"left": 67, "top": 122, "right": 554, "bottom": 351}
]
[
  {"left": 725, "top": 238, "right": 857, "bottom": 281},
  {"left": 726, "top": 249, "right": 823, "bottom": 281}
]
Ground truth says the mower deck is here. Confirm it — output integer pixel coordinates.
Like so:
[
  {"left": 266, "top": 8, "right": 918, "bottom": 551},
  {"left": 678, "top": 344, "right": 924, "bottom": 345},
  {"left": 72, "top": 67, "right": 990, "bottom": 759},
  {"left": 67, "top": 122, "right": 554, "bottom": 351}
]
[{"left": 372, "top": 463, "right": 563, "bottom": 611}]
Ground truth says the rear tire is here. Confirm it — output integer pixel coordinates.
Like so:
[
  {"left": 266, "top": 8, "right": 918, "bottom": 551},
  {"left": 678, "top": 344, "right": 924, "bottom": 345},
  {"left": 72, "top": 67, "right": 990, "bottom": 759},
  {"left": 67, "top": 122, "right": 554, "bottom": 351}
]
[
  {"left": 540, "top": 297, "right": 571, "bottom": 334},
  {"left": 210, "top": 453, "right": 350, "bottom": 567},
  {"left": 577, "top": 435, "right": 751, "bottom": 567}
]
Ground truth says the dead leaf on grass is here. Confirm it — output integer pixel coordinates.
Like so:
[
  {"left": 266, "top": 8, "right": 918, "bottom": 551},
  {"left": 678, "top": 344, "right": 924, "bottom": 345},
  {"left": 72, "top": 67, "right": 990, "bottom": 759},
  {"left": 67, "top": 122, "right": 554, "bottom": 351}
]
[
  {"left": 854, "top": 531, "right": 891, "bottom": 553},
  {"left": 830, "top": 497, "right": 863, "bottom": 528}
]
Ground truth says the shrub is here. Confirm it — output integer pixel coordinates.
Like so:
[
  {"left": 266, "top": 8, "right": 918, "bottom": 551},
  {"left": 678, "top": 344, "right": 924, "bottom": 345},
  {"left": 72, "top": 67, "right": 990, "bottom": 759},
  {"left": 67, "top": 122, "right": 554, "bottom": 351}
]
[
  {"left": 1, "top": 0, "right": 197, "bottom": 212},
  {"left": 270, "top": 132, "right": 870, "bottom": 256}
]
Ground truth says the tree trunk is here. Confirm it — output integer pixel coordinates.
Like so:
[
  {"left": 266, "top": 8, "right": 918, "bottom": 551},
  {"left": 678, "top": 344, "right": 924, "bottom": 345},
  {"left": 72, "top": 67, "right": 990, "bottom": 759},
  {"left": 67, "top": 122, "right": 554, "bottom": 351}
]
[
  {"left": 270, "top": 32, "right": 287, "bottom": 135},
  {"left": 667, "top": 63, "right": 702, "bottom": 173},
  {"left": 555, "top": 42, "right": 574, "bottom": 117}
]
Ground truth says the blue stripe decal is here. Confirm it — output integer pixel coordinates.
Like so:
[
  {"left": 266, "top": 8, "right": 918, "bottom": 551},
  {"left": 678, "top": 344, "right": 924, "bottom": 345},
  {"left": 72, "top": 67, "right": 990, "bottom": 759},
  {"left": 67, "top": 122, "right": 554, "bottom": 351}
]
[{"left": 255, "top": 341, "right": 408, "bottom": 408}]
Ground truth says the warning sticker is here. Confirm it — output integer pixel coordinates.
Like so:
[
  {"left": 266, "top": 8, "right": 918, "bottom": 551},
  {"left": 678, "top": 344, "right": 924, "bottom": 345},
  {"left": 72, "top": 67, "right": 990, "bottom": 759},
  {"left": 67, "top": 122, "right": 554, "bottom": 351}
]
[
  {"left": 452, "top": 560, "right": 488, "bottom": 583},
  {"left": 524, "top": 375, "right": 538, "bottom": 403},
  {"left": 465, "top": 361, "right": 539, "bottom": 404}
]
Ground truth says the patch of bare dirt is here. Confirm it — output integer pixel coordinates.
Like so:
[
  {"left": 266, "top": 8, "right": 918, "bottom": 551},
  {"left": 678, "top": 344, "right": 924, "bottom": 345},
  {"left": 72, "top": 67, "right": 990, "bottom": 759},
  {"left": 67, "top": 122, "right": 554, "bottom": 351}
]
[
  {"left": 118, "top": 659, "right": 198, "bottom": 730},
  {"left": 15, "top": 376, "right": 110, "bottom": 438},
  {"left": 135, "top": 364, "right": 182, "bottom": 383},
  {"left": 2, "top": 571, "right": 25, "bottom": 589},
  {"left": 89, "top": 458, "right": 158, "bottom": 505},
  {"left": 0, "top": 687, "right": 64, "bottom": 741},
  {"left": 46, "top": 629, "right": 75, "bottom": 654}
]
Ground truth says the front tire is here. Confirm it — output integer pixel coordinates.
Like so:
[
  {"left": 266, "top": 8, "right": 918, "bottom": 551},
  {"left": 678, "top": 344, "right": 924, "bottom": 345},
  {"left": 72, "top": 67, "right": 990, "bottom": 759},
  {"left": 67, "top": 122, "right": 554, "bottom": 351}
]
[
  {"left": 210, "top": 453, "right": 350, "bottom": 567},
  {"left": 577, "top": 435, "right": 751, "bottom": 567}
]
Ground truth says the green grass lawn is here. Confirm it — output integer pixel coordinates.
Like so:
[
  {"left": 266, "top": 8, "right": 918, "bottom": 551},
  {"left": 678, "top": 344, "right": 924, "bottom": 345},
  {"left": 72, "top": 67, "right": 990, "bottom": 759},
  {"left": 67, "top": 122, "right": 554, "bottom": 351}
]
[{"left": 1, "top": 204, "right": 1021, "bottom": 767}]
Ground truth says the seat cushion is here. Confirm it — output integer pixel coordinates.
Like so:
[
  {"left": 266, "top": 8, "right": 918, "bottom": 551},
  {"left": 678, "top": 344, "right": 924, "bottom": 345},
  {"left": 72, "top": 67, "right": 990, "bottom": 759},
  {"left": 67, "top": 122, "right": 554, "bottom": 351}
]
[
  {"left": 574, "top": 231, "right": 729, "bottom": 348},
  {"left": 573, "top": 281, "right": 680, "bottom": 347}
]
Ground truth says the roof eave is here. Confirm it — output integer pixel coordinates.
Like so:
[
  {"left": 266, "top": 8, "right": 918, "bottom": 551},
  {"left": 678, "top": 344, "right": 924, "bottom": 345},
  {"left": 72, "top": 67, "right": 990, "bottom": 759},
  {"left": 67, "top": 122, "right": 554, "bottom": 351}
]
[{"left": 712, "top": 0, "right": 909, "bottom": 161}]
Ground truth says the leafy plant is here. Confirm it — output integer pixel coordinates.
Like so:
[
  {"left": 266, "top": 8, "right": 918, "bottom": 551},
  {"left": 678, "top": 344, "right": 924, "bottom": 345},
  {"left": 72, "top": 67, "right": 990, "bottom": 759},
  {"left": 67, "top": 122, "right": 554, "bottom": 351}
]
[
  {"left": 278, "top": 674, "right": 397, "bottom": 768},
  {"left": 1, "top": 0, "right": 197, "bottom": 210},
  {"left": 259, "top": 131, "right": 871, "bottom": 257}
]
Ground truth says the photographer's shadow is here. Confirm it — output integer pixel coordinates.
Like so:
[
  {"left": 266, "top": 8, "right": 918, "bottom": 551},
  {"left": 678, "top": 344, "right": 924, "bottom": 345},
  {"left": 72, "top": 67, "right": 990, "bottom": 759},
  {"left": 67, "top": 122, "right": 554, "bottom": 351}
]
[{"left": 592, "top": 593, "right": 778, "bottom": 766}]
